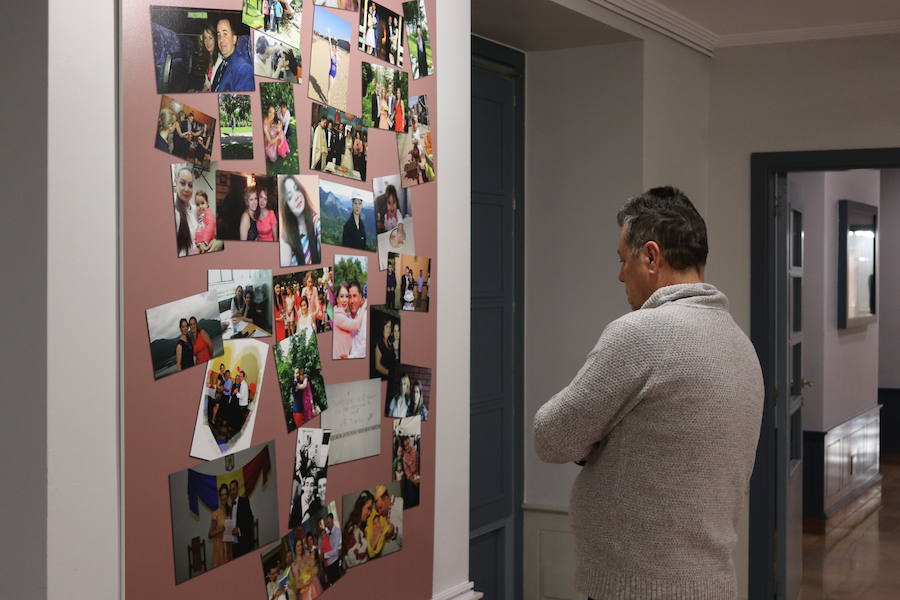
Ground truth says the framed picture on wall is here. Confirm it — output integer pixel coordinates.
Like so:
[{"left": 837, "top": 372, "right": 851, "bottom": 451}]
[{"left": 837, "top": 199, "right": 878, "bottom": 329}]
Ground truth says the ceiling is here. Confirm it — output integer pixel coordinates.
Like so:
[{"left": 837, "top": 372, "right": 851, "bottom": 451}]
[{"left": 472, "top": 0, "right": 636, "bottom": 52}]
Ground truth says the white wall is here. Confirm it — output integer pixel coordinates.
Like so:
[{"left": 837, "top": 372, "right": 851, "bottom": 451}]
[
  {"left": 822, "top": 171, "right": 881, "bottom": 428},
  {"left": 879, "top": 170, "right": 900, "bottom": 390}
]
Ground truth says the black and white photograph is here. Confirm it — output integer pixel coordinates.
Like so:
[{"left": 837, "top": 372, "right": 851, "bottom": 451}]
[
  {"left": 320, "top": 379, "right": 382, "bottom": 465},
  {"left": 208, "top": 269, "right": 273, "bottom": 339},
  {"left": 146, "top": 291, "right": 224, "bottom": 380},
  {"left": 288, "top": 428, "right": 331, "bottom": 529}
]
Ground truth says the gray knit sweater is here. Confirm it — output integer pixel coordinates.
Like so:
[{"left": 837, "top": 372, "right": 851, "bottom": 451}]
[{"left": 534, "top": 283, "right": 763, "bottom": 599}]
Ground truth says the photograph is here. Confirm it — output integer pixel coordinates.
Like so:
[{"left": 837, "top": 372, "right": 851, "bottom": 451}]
[
  {"left": 377, "top": 216, "right": 415, "bottom": 270},
  {"left": 387, "top": 252, "right": 430, "bottom": 312},
  {"left": 313, "top": 0, "right": 358, "bottom": 10},
  {"left": 319, "top": 179, "right": 377, "bottom": 252},
  {"left": 273, "top": 267, "right": 334, "bottom": 341},
  {"left": 242, "top": 0, "right": 303, "bottom": 52},
  {"left": 146, "top": 291, "right": 223, "bottom": 380},
  {"left": 370, "top": 305, "right": 400, "bottom": 382},
  {"left": 260, "top": 81, "right": 299, "bottom": 175},
  {"left": 386, "top": 363, "right": 431, "bottom": 419},
  {"left": 208, "top": 269, "right": 273, "bottom": 339},
  {"left": 403, "top": 0, "right": 433, "bottom": 79},
  {"left": 189, "top": 338, "right": 269, "bottom": 460},
  {"left": 307, "top": 7, "right": 351, "bottom": 112},
  {"left": 218, "top": 94, "right": 254, "bottom": 160},
  {"left": 274, "top": 327, "right": 328, "bottom": 433},
  {"left": 215, "top": 170, "right": 279, "bottom": 241},
  {"left": 309, "top": 103, "right": 368, "bottom": 182},
  {"left": 278, "top": 174, "right": 322, "bottom": 267},
  {"left": 150, "top": 6, "right": 255, "bottom": 93},
  {"left": 361, "top": 62, "right": 409, "bottom": 132},
  {"left": 397, "top": 122, "right": 435, "bottom": 186},
  {"left": 373, "top": 174, "right": 411, "bottom": 235},
  {"left": 358, "top": 0, "right": 404, "bottom": 67},
  {"left": 320, "top": 379, "right": 381, "bottom": 465},
  {"left": 340, "top": 481, "right": 403, "bottom": 569},
  {"left": 332, "top": 254, "right": 369, "bottom": 360},
  {"left": 260, "top": 500, "right": 343, "bottom": 599},
  {"left": 155, "top": 96, "right": 216, "bottom": 168},
  {"left": 168, "top": 442, "right": 278, "bottom": 584},
  {"left": 288, "top": 428, "right": 330, "bottom": 528},
  {"left": 408, "top": 93, "right": 429, "bottom": 126},
  {"left": 253, "top": 29, "right": 302, "bottom": 83},
  {"left": 171, "top": 162, "right": 224, "bottom": 258},
  {"left": 392, "top": 417, "right": 421, "bottom": 509}
]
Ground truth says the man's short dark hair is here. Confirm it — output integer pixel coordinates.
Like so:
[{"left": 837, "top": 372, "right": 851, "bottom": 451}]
[
  {"left": 349, "top": 281, "right": 362, "bottom": 294},
  {"left": 616, "top": 186, "right": 708, "bottom": 271}
]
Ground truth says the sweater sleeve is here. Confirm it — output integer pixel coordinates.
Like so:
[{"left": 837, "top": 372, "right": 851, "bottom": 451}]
[{"left": 533, "top": 317, "right": 652, "bottom": 464}]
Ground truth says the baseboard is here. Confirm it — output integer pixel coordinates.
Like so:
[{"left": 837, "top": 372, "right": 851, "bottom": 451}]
[{"left": 432, "top": 580, "right": 483, "bottom": 600}]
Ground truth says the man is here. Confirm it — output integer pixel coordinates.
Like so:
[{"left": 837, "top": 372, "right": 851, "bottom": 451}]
[
  {"left": 416, "top": 269, "right": 424, "bottom": 308},
  {"left": 385, "top": 260, "right": 397, "bottom": 307},
  {"left": 212, "top": 18, "right": 254, "bottom": 92},
  {"left": 365, "top": 485, "right": 397, "bottom": 559},
  {"left": 324, "top": 120, "right": 335, "bottom": 166},
  {"left": 229, "top": 479, "right": 255, "bottom": 558},
  {"left": 321, "top": 513, "right": 342, "bottom": 584},
  {"left": 221, "top": 369, "right": 233, "bottom": 427},
  {"left": 266, "top": 565, "right": 287, "bottom": 600},
  {"left": 341, "top": 196, "right": 367, "bottom": 250},
  {"left": 370, "top": 85, "right": 381, "bottom": 127},
  {"left": 271, "top": 0, "right": 282, "bottom": 33},
  {"left": 235, "top": 370, "right": 250, "bottom": 429},
  {"left": 311, "top": 115, "right": 328, "bottom": 170},
  {"left": 278, "top": 102, "right": 291, "bottom": 138},
  {"left": 347, "top": 281, "right": 367, "bottom": 359},
  {"left": 386, "top": 84, "right": 396, "bottom": 126},
  {"left": 533, "top": 186, "right": 763, "bottom": 599}
]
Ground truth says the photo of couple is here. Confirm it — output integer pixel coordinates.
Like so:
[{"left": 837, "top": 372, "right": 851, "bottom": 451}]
[
  {"left": 274, "top": 327, "right": 328, "bottom": 432},
  {"left": 341, "top": 482, "right": 403, "bottom": 569},
  {"left": 361, "top": 62, "right": 409, "bottom": 132},
  {"left": 156, "top": 96, "right": 216, "bottom": 168},
  {"left": 358, "top": 0, "right": 404, "bottom": 67},
  {"left": 319, "top": 179, "right": 377, "bottom": 252},
  {"left": 288, "top": 428, "right": 331, "bottom": 529},
  {"left": 208, "top": 269, "right": 274, "bottom": 339},
  {"left": 169, "top": 442, "right": 279, "bottom": 584},
  {"left": 261, "top": 81, "right": 299, "bottom": 175},
  {"left": 150, "top": 7, "right": 256, "bottom": 93},
  {"left": 392, "top": 417, "right": 421, "bottom": 509},
  {"left": 273, "top": 268, "right": 334, "bottom": 341},
  {"left": 171, "top": 162, "right": 224, "bottom": 258},
  {"left": 190, "top": 338, "right": 269, "bottom": 461},
  {"left": 386, "top": 363, "right": 431, "bottom": 420},
  {"left": 146, "top": 291, "right": 224, "bottom": 380},
  {"left": 309, "top": 103, "right": 368, "bottom": 182},
  {"left": 332, "top": 255, "right": 369, "bottom": 360}
]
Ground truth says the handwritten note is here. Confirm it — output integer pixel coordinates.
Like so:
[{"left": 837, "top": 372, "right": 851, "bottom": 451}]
[{"left": 321, "top": 379, "right": 382, "bottom": 465}]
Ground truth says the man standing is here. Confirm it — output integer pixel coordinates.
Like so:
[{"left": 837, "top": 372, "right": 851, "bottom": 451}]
[
  {"left": 386, "top": 84, "right": 396, "bottom": 126},
  {"left": 278, "top": 102, "right": 291, "bottom": 138},
  {"left": 235, "top": 370, "right": 250, "bottom": 429},
  {"left": 533, "top": 187, "right": 763, "bottom": 599},
  {"left": 347, "top": 281, "right": 367, "bottom": 359},
  {"left": 341, "top": 197, "right": 367, "bottom": 250},
  {"left": 321, "top": 513, "right": 343, "bottom": 584},
  {"left": 325, "top": 120, "right": 335, "bottom": 166},
  {"left": 230, "top": 479, "right": 255, "bottom": 558},
  {"left": 311, "top": 116, "right": 328, "bottom": 170},
  {"left": 212, "top": 18, "right": 254, "bottom": 92},
  {"left": 385, "top": 260, "right": 397, "bottom": 307},
  {"left": 370, "top": 85, "right": 381, "bottom": 127},
  {"left": 221, "top": 369, "right": 233, "bottom": 428}
]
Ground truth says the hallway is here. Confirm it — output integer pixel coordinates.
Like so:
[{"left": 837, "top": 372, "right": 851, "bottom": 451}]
[{"left": 801, "top": 459, "right": 900, "bottom": 598}]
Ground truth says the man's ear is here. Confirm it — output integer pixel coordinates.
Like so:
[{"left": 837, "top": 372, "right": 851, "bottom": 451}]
[{"left": 644, "top": 241, "right": 662, "bottom": 273}]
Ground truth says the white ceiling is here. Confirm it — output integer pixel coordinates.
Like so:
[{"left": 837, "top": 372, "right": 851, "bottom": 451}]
[{"left": 654, "top": 0, "right": 900, "bottom": 36}]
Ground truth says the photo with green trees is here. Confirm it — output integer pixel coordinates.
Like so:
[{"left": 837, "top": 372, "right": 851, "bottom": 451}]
[
  {"left": 274, "top": 326, "right": 327, "bottom": 433},
  {"left": 218, "top": 94, "right": 254, "bottom": 160}
]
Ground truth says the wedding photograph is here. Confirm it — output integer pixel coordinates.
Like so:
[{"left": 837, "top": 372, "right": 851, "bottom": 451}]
[
  {"left": 309, "top": 102, "right": 368, "bottom": 182},
  {"left": 319, "top": 179, "right": 377, "bottom": 252},
  {"left": 208, "top": 269, "right": 273, "bottom": 339},
  {"left": 332, "top": 254, "right": 369, "bottom": 360},
  {"left": 361, "top": 62, "right": 409, "bottom": 132},
  {"left": 307, "top": 7, "right": 351, "bottom": 112},
  {"left": 386, "top": 252, "right": 430, "bottom": 312},
  {"left": 145, "top": 291, "right": 223, "bottom": 380},
  {"left": 215, "top": 171, "right": 279, "bottom": 241},
  {"left": 171, "top": 162, "right": 224, "bottom": 258},
  {"left": 274, "top": 328, "right": 328, "bottom": 432},
  {"left": 358, "top": 0, "right": 404, "bottom": 67},
  {"left": 155, "top": 96, "right": 216, "bottom": 168}
]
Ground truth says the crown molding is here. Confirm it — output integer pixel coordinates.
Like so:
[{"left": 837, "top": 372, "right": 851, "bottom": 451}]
[
  {"left": 587, "top": 0, "right": 717, "bottom": 56},
  {"left": 716, "top": 19, "right": 900, "bottom": 47}
]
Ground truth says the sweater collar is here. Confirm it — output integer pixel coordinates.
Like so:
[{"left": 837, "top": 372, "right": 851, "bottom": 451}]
[{"left": 640, "top": 282, "right": 729, "bottom": 311}]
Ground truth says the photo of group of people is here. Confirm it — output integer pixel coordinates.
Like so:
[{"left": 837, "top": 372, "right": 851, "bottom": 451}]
[
  {"left": 341, "top": 482, "right": 403, "bottom": 568},
  {"left": 146, "top": 291, "right": 224, "bottom": 380},
  {"left": 208, "top": 269, "right": 274, "bottom": 339},
  {"left": 172, "top": 162, "right": 224, "bottom": 257},
  {"left": 218, "top": 93, "right": 254, "bottom": 159},
  {"left": 156, "top": 96, "right": 216, "bottom": 168},
  {"left": 261, "top": 81, "right": 299, "bottom": 174},
  {"left": 191, "top": 339, "right": 269, "bottom": 460},
  {"left": 309, "top": 103, "right": 368, "bottom": 181},
  {"left": 278, "top": 174, "right": 323, "bottom": 267},
  {"left": 242, "top": 0, "right": 303, "bottom": 50},
  {"left": 150, "top": 7, "right": 256, "bottom": 94},
  {"left": 169, "top": 442, "right": 279, "bottom": 583},
  {"left": 332, "top": 254, "right": 369, "bottom": 359},
  {"left": 273, "top": 267, "right": 334, "bottom": 341},
  {"left": 402, "top": 0, "right": 433, "bottom": 79},
  {"left": 392, "top": 417, "right": 421, "bottom": 509},
  {"left": 319, "top": 179, "right": 377, "bottom": 252},
  {"left": 275, "top": 327, "right": 328, "bottom": 432},
  {"left": 288, "top": 428, "right": 331, "bottom": 528},
  {"left": 260, "top": 500, "right": 343, "bottom": 600},
  {"left": 386, "top": 252, "right": 430, "bottom": 312},
  {"left": 216, "top": 171, "right": 280, "bottom": 241},
  {"left": 254, "top": 30, "right": 302, "bottom": 83},
  {"left": 358, "top": 0, "right": 404, "bottom": 66},
  {"left": 361, "top": 62, "right": 410, "bottom": 132},
  {"left": 373, "top": 174, "right": 411, "bottom": 234},
  {"left": 308, "top": 7, "right": 352, "bottom": 112},
  {"left": 397, "top": 121, "right": 435, "bottom": 186}
]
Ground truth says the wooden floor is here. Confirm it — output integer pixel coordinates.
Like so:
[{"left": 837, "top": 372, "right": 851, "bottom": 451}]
[{"left": 800, "top": 460, "right": 900, "bottom": 598}]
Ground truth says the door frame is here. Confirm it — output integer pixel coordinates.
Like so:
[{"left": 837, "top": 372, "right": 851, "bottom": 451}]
[
  {"left": 749, "top": 147, "right": 900, "bottom": 598},
  {"left": 470, "top": 35, "right": 525, "bottom": 600}
]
